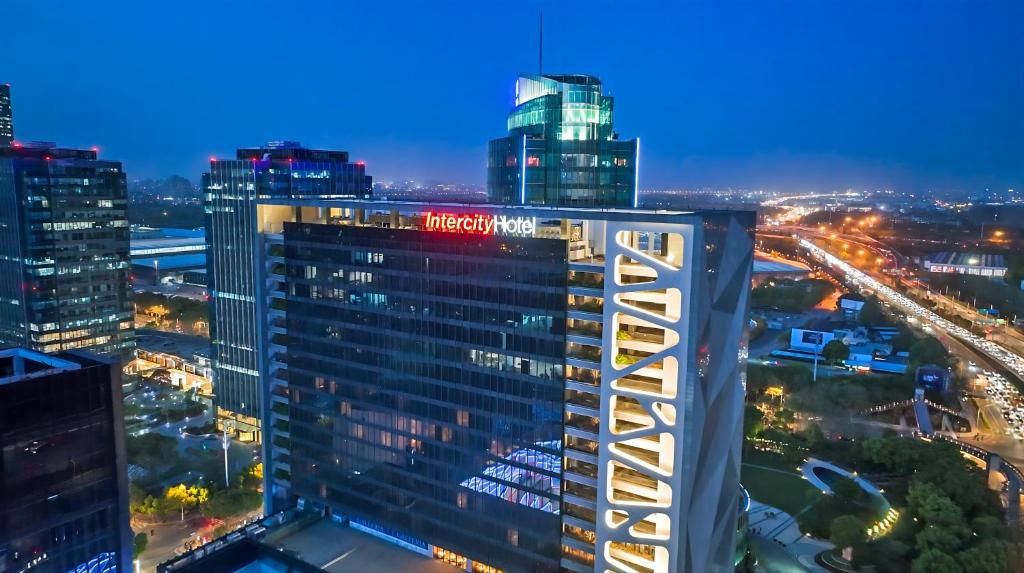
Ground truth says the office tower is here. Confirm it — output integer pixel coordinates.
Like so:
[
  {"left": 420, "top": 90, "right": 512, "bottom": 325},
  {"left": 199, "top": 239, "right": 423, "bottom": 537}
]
[
  {"left": 204, "top": 142, "right": 372, "bottom": 442},
  {"left": 229, "top": 199, "right": 754, "bottom": 573},
  {"left": 487, "top": 74, "right": 639, "bottom": 208},
  {"left": 0, "top": 144, "right": 135, "bottom": 363},
  {"left": 0, "top": 348, "right": 133, "bottom": 573},
  {"left": 0, "top": 84, "right": 12, "bottom": 147}
]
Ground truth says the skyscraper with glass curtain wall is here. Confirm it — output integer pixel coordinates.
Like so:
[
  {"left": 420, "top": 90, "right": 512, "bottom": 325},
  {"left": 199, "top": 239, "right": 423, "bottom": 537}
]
[
  {"left": 203, "top": 141, "right": 372, "bottom": 442},
  {"left": 0, "top": 144, "right": 134, "bottom": 364},
  {"left": 487, "top": 74, "right": 639, "bottom": 208}
]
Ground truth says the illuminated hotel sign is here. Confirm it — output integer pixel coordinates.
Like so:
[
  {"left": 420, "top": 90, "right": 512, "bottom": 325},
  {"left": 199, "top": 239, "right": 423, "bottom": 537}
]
[{"left": 424, "top": 212, "right": 536, "bottom": 236}]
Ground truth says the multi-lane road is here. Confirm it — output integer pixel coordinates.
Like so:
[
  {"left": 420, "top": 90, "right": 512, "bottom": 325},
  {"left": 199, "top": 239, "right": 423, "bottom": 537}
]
[
  {"left": 799, "top": 238, "right": 1024, "bottom": 384},
  {"left": 794, "top": 235, "right": 1024, "bottom": 472}
]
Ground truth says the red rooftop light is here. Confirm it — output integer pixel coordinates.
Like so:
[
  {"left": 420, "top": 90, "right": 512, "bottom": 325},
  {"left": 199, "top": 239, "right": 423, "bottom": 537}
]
[
  {"left": 356, "top": 160, "right": 366, "bottom": 166},
  {"left": 210, "top": 156, "right": 217, "bottom": 163},
  {"left": 44, "top": 156, "right": 51, "bottom": 161}
]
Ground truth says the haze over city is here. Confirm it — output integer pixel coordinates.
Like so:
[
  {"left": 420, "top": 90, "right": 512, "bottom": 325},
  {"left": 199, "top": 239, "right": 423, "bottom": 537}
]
[{"left": 3, "top": 0, "right": 1022, "bottom": 192}]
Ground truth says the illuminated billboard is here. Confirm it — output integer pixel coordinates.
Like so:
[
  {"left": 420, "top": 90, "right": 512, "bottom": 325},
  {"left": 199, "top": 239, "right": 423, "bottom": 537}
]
[{"left": 424, "top": 212, "right": 536, "bottom": 236}]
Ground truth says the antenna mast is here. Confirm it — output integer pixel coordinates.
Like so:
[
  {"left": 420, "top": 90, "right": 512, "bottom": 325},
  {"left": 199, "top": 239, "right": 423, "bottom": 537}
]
[{"left": 539, "top": 12, "right": 543, "bottom": 75}]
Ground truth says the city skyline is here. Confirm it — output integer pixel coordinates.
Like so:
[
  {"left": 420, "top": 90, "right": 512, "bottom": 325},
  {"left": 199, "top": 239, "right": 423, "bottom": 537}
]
[{"left": 3, "top": 1, "right": 1022, "bottom": 194}]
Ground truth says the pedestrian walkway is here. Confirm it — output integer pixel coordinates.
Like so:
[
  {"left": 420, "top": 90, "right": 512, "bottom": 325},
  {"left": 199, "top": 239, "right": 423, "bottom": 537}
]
[{"left": 748, "top": 500, "right": 833, "bottom": 573}]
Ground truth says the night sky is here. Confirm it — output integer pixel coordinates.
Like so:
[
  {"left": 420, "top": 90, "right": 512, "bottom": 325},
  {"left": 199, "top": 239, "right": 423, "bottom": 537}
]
[{"left": 3, "top": 1, "right": 1021, "bottom": 193}]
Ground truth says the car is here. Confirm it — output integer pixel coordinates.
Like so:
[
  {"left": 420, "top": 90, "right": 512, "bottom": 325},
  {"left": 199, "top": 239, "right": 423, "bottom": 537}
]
[{"left": 763, "top": 359, "right": 781, "bottom": 367}]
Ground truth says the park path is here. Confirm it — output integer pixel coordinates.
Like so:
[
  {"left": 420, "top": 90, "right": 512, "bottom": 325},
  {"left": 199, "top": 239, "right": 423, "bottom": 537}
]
[{"left": 748, "top": 500, "right": 832, "bottom": 573}]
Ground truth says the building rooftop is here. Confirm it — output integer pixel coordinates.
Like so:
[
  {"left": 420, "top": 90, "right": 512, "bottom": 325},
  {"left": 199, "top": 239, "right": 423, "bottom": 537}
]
[
  {"left": 232, "top": 141, "right": 352, "bottom": 163},
  {"left": 266, "top": 519, "right": 459, "bottom": 573},
  {"left": 926, "top": 251, "right": 1007, "bottom": 269},
  {"left": 161, "top": 515, "right": 462, "bottom": 573},
  {"left": 753, "top": 254, "right": 810, "bottom": 274},
  {"left": 0, "top": 144, "right": 100, "bottom": 160},
  {"left": 0, "top": 347, "right": 82, "bottom": 384},
  {"left": 131, "top": 253, "right": 206, "bottom": 270},
  {"left": 258, "top": 197, "right": 752, "bottom": 222}
]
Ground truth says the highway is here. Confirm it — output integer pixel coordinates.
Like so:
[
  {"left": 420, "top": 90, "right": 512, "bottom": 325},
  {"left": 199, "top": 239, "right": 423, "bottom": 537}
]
[{"left": 799, "top": 238, "right": 1024, "bottom": 385}]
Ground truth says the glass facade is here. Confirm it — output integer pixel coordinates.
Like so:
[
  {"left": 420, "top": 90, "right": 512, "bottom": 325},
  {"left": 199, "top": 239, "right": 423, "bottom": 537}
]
[
  {"left": 0, "top": 146, "right": 134, "bottom": 364},
  {"left": 488, "top": 75, "right": 638, "bottom": 208},
  {"left": 0, "top": 84, "right": 12, "bottom": 147},
  {"left": 0, "top": 349, "right": 132, "bottom": 573},
  {"left": 282, "top": 223, "right": 566, "bottom": 573},
  {"left": 204, "top": 142, "right": 371, "bottom": 436},
  {"left": 244, "top": 200, "right": 752, "bottom": 573}
]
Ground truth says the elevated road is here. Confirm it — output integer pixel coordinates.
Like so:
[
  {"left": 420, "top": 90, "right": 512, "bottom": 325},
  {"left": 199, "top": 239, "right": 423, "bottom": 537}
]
[{"left": 799, "top": 238, "right": 1024, "bottom": 387}]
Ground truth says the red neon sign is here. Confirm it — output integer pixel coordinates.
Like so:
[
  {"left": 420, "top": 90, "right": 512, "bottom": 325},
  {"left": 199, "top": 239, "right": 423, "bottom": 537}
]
[
  {"left": 424, "top": 212, "right": 494, "bottom": 235},
  {"left": 423, "top": 212, "right": 536, "bottom": 236}
]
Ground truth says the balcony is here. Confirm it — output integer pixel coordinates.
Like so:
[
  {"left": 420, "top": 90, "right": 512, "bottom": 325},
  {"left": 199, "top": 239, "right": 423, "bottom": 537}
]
[
  {"left": 567, "top": 389, "right": 600, "bottom": 410},
  {"left": 567, "top": 366, "right": 600, "bottom": 386},
  {"left": 567, "top": 271, "right": 603, "bottom": 290},
  {"left": 567, "top": 320, "right": 602, "bottom": 339},
  {"left": 570, "top": 299, "right": 604, "bottom": 314},
  {"left": 567, "top": 345, "right": 601, "bottom": 364},
  {"left": 565, "top": 413, "right": 599, "bottom": 435},
  {"left": 564, "top": 481, "right": 598, "bottom": 501},
  {"left": 565, "top": 435, "right": 599, "bottom": 455},
  {"left": 563, "top": 502, "right": 597, "bottom": 524},
  {"left": 565, "top": 458, "right": 599, "bottom": 480}
]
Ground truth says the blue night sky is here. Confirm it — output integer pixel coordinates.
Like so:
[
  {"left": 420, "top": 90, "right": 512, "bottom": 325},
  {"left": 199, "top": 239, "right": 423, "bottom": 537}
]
[{"left": 2, "top": 1, "right": 1021, "bottom": 193}]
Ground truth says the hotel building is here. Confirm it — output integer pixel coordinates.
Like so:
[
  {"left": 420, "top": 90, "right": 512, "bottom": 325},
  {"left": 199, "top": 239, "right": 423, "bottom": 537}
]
[
  {"left": 233, "top": 198, "right": 755, "bottom": 573},
  {"left": 208, "top": 72, "right": 753, "bottom": 572}
]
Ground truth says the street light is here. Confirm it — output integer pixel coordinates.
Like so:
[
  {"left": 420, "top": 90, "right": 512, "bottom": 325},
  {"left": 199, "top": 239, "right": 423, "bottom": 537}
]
[{"left": 223, "top": 419, "right": 236, "bottom": 488}]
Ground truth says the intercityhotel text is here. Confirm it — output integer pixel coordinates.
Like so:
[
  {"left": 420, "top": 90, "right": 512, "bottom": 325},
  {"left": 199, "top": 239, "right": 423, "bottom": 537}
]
[{"left": 424, "top": 212, "right": 536, "bottom": 235}]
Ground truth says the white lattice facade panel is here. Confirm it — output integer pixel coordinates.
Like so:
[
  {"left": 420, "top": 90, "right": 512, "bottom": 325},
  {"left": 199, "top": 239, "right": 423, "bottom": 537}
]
[{"left": 595, "top": 217, "right": 753, "bottom": 573}]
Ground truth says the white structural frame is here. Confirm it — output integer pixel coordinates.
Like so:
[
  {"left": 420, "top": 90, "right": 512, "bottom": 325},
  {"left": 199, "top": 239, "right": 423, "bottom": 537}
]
[{"left": 595, "top": 221, "right": 695, "bottom": 573}]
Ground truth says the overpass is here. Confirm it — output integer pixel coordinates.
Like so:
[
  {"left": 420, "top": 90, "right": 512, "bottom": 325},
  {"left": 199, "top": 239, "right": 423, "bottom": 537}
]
[
  {"left": 931, "top": 435, "right": 1022, "bottom": 526},
  {"left": 860, "top": 397, "right": 1021, "bottom": 524}
]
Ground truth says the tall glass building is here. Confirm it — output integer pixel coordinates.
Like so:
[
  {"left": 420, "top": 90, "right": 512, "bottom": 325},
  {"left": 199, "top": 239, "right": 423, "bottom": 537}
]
[
  {"left": 231, "top": 198, "right": 754, "bottom": 573},
  {"left": 487, "top": 74, "right": 639, "bottom": 208},
  {"left": 0, "top": 84, "right": 12, "bottom": 147},
  {"left": 0, "top": 348, "right": 133, "bottom": 573},
  {"left": 0, "top": 144, "right": 135, "bottom": 364},
  {"left": 203, "top": 142, "right": 371, "bottom": 442}
]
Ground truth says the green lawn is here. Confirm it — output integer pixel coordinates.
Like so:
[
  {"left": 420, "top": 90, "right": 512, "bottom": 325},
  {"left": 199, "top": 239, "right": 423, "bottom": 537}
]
[{"left": 741, "top": 461, "right": 822, "bottom": 515}]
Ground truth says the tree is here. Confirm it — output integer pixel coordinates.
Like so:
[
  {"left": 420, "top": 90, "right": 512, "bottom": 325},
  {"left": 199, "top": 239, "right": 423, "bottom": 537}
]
[
  {"left": 743, "top": 404, "right": 764, "bottom": 439},
  {"left": 858, "top": 296, "right": 887, "bottom": 325},
  {"left": 912, "top": 549, "right": 963, "bottom": 573},
  {"left": 958, "top": 540, "right": 1009, "bottom": 573},
  {"left": 803, "top": 423, "right": 826, "bottom": 448},
  {"left": 909, "top": 336, "right": 949, "bottom": 367},
  {"left": 830, "top": 515, "right": 866, "bottom": 562},
  {"left": 133, "top": 532, "right": 148, "bottom": 558},
  {"left": 822, "top": 340, "right": 850, "bottom": 364},
  {"left": 203, "top": 488, "right": 262, "bottom": 519},
  {"left": 907, "top": 483, "right": 964, "bottom": 527},
  {"left": 916, "top": 525, "right": 967, "bottom": 553},
  {"left": 164, "top": 483, "right": 209, "bottom": 520}
]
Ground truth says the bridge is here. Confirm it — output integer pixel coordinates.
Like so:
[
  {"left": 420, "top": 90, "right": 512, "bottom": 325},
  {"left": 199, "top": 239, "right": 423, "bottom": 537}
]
[
  {"left": 859, "top": 390, "right": 963, "bottom": 436},
  {"left": 930, "top": 435, "right": 1023, "bottom": 526},
  {"left": 860, "top": 395, "right": 1022, "bottom": 525}
]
